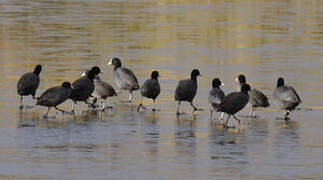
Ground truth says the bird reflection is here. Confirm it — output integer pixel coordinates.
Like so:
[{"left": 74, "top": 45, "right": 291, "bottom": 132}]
[
  {"left": 17, "top": 110, "right": 72, "bottom": 128},
  {"left": 141, "top": 112, "right": 160, "bottom": 158},
  {"left": 174, "top": 116, "right": 196, "bottom": 156}
]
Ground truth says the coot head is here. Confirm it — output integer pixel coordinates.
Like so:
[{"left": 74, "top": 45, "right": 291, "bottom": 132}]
[
  {"left": 241, "top": 84, "right": 251, "bottom": 94},
  {"left": 277, "top": 77, "right": 284, "bottom": 87},
  {"left": 191, "top": 69, "right": 201, "bottom": 80},
  {"left": 212, "top": 78, "right": 223, "bottom": 88},
  {"left": 108, "top": 57, "right": 122, "bottom": 69},
  {"left": 62, "top": 82, "right": 72, "bottom": 88},
  {"left": 33, "top": 64, "right": 42, "bottom": 75},
  {"left": 91, "top": 66, "right": 101, "bottom": 75},
  {"left": 151, "top": 71, "right": 159, "bottom": 80},
  {"left": 86, "top": 69, "right": 96, "bottom": 80},
  {"left": 237, "top": 74, "right": 246, "bottom": 84}
]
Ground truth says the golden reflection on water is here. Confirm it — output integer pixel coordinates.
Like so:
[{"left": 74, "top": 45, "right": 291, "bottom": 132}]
[{"left": 0, "top": 0, "right": 322, "bottom": 179}]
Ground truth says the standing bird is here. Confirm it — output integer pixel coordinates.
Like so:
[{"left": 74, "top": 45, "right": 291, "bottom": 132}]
[
  {"left": 175, "top": 69, "right": 202, "bottom": 115},
  {"left": 273, "top": 77, "right": 301, "bottom": 120},
  {"left": 236, "top": 74, "right": 270, "bottom": 117},
  {"left": 218, "top": 84, "right": 251, "bottom": 128},
  {"left": 36, "top": 82, "right": 72, "bottom": 118},
  {"left": 208, "top": 78, "right": 225, "bottom": 120},
  {"left": 17, "top": 64, "right": 42, "bottom": 109},
  {"left": 137, "top": 71, "right": 161, "bottom": 112},
  {"left": 69, "top": 68, "right": 96, "bottom": 113},
  {"left": 107, "top": 57, "right": 139, "bottom": 103},
  {"left": 83, "top": 66, "right": 117, "bottom": 110}
]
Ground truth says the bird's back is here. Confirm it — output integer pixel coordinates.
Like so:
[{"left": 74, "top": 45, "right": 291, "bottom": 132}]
[
  {"left": 70, "top": 77, "right": 94, "bottom": 101},
  {"left": 219, "top": 92, "right": 249, "bottom": 115},
  {"left": 208, "top": 87, "right": 225, "bottom": 105},
  {"left": 37, "top": 86, "right": 71, "bottom": 107},
  {"left": 175, "top": 79, "right": 197, "bottom": 102},
  {"left": 17, "top": 72, "right": 40, "bottom": 96},
  {"left": 273, "top": 85, "right": 301, "bottom": 110},
  {"left": 93, "top": 80, "right": 117, "bottom": 99},
  {"left": 114, "top": 67, "right": 139, "bottom": 91},
  {"left": 249, "top": 89, "right": 270, "bottom": 108},
  {"left": 141, "top": 79, "right": 160, "bottom": 99}
]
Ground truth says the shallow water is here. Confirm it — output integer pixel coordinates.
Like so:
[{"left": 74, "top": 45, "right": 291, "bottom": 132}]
[{"left": 0, "top": 0, "right": 323, "bottom": 179}]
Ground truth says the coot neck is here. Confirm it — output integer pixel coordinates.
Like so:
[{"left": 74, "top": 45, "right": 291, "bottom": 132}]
[
  {"left": 113, "top": 61, "right": 122, "bottom": 71},
  {"left": 152, "top": 77, "right": 158, "bottom": 82},
  {"left": 277, "top": 82, "right": 284, "bottom": 87},
  {"left": 33, "top": 67, "right": 42, "bottom": 76},
  {"left": 114, "top": 65, "right": 121, "bottom": 71},
  {"left": 241, "top": 90, "right": 249, "bottom": 95},
  {"left": 239, "top": 82, "right": 246, "bottom": 87},
  {"left": 191, "top": 75, "right": 197, "bottom": 81}
]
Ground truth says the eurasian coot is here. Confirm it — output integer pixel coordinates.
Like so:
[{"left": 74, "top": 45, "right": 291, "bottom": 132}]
[
  {"left": 108, "top": 57, "right": 139, "bottom": 102},
  {"left": 137, "top": 71, "right": 161, "bottom": 111}
]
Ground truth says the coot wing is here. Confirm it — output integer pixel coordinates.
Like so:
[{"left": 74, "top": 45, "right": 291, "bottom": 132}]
[
  {"left": 220, "top": 92, "right": 249, "bottom": 114},
  {"left": 175, "top": 79, "right": 196, "bottom": 101},
  {"left": 115, "top": 68, "right": 139, "bottom": 90},
  {"left": 250, "top": 89, "right": 269, "bottom": 107},
  {"left": 17, "top": 73, "right": 40, "bottom": 95},
  {"left": 209, "top": 88, "right": 225, "bottom": 104}
]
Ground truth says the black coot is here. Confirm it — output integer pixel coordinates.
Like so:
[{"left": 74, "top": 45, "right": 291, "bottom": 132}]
[
  {"left": 218, "top": 84, "right": 251, "bottom": 127},
  {"left": 84, "top": 66, "right": 117, "bottom": 110},
  {"left": 236, "top": 74, "right": 270, "bottom": 117},
  {"left": 137, "top": 71, "right": 161, "bottom": 111},
  {"left": 108, "top": 57, "right": 139, "bottom": 102},
  {"left": 17, "top": 64, "right": 42, "bottom": 109},
  {"left": 70, "top": 68, "right": 96, "bottom": 112},
  {"left": 175, "top": 69, "right": 202, "bottom": 115},
  {"left": 208, "top": 78, "right": 225, "bottom": 120},
  {"left": 273, "top": 77, "right": 301, "bottom": 120},
  {"left": 36, "top": 82, "right": 72, "bottom": 118}
]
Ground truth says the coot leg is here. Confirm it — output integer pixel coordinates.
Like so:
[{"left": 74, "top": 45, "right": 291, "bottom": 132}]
[
  {"left": 128, "top": 92, "right": 132, "bottom": 103},
  {"left": 233, "top": 115, "right": 241, "bottom": 125},
  {"left": 151, "top": 99, "right": 159, "bottom": 111},
  {"left": 176, "top": 101, "right": 186, "bottom": 115},
  {"left": 44, "top": 107, "right": 51, "bottom": 119}
]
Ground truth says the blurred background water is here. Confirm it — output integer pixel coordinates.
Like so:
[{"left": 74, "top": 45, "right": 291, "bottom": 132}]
[{"left": 0, "top": 0, "right": 322, "bottom": 179}]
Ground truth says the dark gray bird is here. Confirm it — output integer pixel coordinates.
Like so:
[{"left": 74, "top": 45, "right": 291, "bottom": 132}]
[
  {"left": 208, "top": 78, "right": 225, "bottom": 120},
  {"left": 70, "top": 68, "right": 96, "bottom": 113},
  {"left": 236, "top": 74, "right": 270, "bottom": 117},
  {"left": 273, "top": 77, "right": 301, "bottom": 120},
  {"left": 218, "top": 84, "right": 251, "bottom": 128},
  {"left": 83, "top": 66, "right": 117, "bottom": 110},
  {"left": 137, "top": 71, "right": 161, "bottom": 112},
  {"left": 175, "top": 69, "right": 202, "bottom": 115},
  {"left": 36, "top": 82, "right": 72, "bottom": 118},
  {"left": 108, "top": 57, "right": 139, "bottom": 103},
  {"left": 17, "top": 64, "right": 42, "bottom": 109}
]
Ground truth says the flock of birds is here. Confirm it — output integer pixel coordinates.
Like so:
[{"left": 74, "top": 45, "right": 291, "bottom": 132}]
[{"left": 17, "top": 57, "right": 302, "bottom": 128}]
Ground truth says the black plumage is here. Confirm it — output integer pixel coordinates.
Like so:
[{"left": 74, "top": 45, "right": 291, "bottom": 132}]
[
  {"left": 208, "top": 78, "right": 225, "bottom": 120},
  {"left": 70, "top": 68, "right": 96, "bottom": 112},
  {"left": 218, "top": 84, "right": 251, "bottom": 127},
  {"left": 137, "top": 71, "right": 161, "bottom": 111},
  {"left": 84, "top": 66, "right": 117, "bottom": 110},
  {"left": 273, "top": 77, "right": 301, "bottom": 120},
  {"left": 174, "top": 69, "right": 201, "bottom": 115},
  {"left": 108, "top": 57, "right": 139, "bottom": 102},
  {"left": 236, "top": 74, "right": 270, "bottom": 117},
  {"left": 36, "top": 82, "right": 72, "bottom": 118},
  {"left": 17, "top": 64, "right": 42, "bottom": 108}
]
